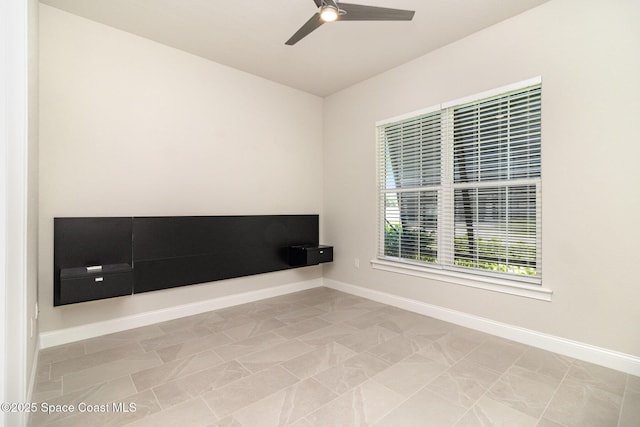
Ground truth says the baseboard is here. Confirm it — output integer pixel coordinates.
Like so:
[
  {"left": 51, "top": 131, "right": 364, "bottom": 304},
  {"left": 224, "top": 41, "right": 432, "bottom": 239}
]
[
  {"left": 323, "top": 278, "right": 640, "bottom": 376},
  {"left": 39, "top": 278, "right": 322, "bottom": 349},
  {"left": 38, "top": 277, "right": 640, "bottom": 376}
]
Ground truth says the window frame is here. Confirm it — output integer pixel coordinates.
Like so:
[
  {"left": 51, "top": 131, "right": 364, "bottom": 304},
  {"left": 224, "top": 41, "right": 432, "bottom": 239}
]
[{"left": 374, "top": 77, "right": 551, "bottom": 301}]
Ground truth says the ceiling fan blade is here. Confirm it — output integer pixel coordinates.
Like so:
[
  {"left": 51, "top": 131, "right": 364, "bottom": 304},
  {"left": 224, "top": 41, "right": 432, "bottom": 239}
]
[
  {"left": 338, "top": 3, "right": 415, "bottom": 21},
  {"left": 285, "top": 13, "right": 324, "bottom": 45}
]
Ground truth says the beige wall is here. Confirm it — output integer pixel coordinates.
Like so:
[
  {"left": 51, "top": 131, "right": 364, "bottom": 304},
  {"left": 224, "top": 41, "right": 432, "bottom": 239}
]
[
  {"left": 38, "top": 5, "right": 324, "bottom": 332},
  {"left": 323, "top": 0, "right": 640, "bottom": 357}
]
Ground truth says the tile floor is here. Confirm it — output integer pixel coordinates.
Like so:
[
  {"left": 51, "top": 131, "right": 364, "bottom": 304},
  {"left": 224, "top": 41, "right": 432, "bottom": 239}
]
[{"left": 30, "top": 287, "right": 640, "bottom": 426}]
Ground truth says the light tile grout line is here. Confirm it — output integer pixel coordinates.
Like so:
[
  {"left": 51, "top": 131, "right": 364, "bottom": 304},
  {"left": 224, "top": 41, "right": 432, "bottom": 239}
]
[
  {"left": 616, "top": 374, "right": 630, "bottom": 427},
  {"left": 294, "top": 319, "right": 490, "bottom": 425},
  {"left": 477, "top": 347, "right": 533, "bottom": 423},
  {"left": 417, "top": 335, "right": 529, "bottom": 425},
  {"left": 537, "top": 357, "right": 574, "bottom": 427},
  {"left": 366, "top": 341, "right": 467, "bottom": 425},
  {"left": 200, "top": 389, "right": 224, "bottom": 423}
]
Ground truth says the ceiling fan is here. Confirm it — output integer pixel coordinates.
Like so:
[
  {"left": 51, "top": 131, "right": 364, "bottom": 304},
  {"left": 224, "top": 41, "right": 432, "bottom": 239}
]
[{"left": 285, "top": 0, "right": 415, "bottom": 46}]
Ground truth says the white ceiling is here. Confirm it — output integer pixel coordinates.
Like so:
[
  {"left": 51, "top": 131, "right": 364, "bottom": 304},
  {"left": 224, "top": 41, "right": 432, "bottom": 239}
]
[{"left": 40, "top": 0, "right": 550, "bottom": 97}]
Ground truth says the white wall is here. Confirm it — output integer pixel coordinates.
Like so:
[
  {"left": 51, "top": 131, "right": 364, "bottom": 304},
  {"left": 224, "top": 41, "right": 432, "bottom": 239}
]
[
  {"left": 323, "top": 0, "right": 640, "bottom": 357},
  {"left": 2, "top": 0, "right": 40, "bottom": 425},
  {"left": 39, "top": 5, "right": 324, "bottom": 333}
]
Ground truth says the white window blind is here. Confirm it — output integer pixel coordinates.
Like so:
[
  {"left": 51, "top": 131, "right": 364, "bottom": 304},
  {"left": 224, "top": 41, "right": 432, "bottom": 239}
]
[{"left": 377, "top": 80, "right": 542, "bottom": 284}]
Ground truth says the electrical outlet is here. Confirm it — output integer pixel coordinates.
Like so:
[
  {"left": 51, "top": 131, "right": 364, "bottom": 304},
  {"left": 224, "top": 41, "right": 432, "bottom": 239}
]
[{"left": 354, "top": 258, "right": 360, "bottom": 269}]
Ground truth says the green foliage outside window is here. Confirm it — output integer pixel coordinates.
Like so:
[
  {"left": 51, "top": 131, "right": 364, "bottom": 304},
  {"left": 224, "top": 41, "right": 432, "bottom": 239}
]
[
  {"left": 383, "top": 223, "right": 436, "bottom": 263},
  {"left": 384, "top": 225, "right": 536, "bottom": 276}
]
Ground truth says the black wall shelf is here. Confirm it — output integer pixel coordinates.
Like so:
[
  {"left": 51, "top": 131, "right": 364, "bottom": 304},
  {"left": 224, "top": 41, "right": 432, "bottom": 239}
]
[
  {"left": 288, "top": 245, "right": 333, "bottom": 266},
  {"left": 59, "top": 264, "right": 133, "bottom": 305},
  {"left": 54, "top": 215, "right": 332, "bottom": 306}
]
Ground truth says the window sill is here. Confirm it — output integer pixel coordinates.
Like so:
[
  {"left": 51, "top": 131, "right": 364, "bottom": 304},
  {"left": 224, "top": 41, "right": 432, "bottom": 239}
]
[{"left": 370, "top": 259, "right": 552, "bottom": 301}]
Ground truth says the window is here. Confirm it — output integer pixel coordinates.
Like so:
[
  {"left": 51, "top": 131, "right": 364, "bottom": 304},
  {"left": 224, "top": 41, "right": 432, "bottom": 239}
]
[{"left": 377, "top": 78, "right": 542, "bottom": 286}]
